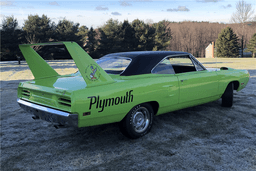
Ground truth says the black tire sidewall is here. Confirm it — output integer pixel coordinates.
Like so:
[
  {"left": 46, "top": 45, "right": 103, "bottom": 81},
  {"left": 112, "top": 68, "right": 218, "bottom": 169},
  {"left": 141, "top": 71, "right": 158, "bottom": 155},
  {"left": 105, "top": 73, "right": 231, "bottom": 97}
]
[
  {"left": 222, "top": 83, "right": 233, "bottom": 107},
  {"left": 120, "top": 103, "right": 154, "bottom": 139}
]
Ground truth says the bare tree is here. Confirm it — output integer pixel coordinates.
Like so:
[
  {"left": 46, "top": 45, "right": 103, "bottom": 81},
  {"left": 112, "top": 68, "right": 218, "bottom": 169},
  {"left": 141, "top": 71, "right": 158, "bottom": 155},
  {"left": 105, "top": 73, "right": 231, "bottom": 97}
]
[
  {"left": 253, "top": 15, "right": 256, "bottom": 22},
  {"left": 230, "top": 0, "right": 254, "bottom": 23},
  {"left": 230, "top": 0, "right": 254, "bottom": 57}
]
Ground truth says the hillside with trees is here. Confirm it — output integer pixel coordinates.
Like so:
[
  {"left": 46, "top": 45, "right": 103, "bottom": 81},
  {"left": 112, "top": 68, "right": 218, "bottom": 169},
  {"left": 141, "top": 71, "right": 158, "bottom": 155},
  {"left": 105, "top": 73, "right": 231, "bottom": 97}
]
[{"left": 1, "top": 15, "right": 256, "bottom": 61}]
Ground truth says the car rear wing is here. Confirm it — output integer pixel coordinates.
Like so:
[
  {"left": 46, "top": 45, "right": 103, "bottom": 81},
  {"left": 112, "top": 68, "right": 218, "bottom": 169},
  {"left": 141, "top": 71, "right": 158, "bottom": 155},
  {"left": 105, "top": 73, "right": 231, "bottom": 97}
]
[{"left": 19, "top": 42, "right": 115, "bottom": 87}]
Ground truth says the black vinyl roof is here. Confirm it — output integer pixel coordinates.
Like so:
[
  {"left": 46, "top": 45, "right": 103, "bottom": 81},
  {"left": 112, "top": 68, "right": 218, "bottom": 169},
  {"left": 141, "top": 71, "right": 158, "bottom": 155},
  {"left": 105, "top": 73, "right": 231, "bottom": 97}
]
[{"left": 103, "top": 51, "right": 190, "bottom": 76}]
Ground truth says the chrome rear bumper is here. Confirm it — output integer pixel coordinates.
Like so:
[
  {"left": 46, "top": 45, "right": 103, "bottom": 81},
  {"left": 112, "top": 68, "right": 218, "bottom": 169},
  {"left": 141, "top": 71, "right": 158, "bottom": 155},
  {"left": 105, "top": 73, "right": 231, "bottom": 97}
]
[{"left": 17, "top": 98, "right": 78, "bottom": 127}]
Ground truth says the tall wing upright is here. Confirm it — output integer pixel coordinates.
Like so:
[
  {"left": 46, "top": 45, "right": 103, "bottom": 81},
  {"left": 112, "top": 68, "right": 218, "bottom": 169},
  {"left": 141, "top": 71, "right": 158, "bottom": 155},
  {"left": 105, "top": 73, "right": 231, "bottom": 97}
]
[
  {"left": 63, "top": 42, "right": 115, "bottom": 87},
  {"left": 19, "top": 42, "right": 115, "bottom": 87},
  {"left": 19, "top": 43, "right": 60, "bottom": 79}
]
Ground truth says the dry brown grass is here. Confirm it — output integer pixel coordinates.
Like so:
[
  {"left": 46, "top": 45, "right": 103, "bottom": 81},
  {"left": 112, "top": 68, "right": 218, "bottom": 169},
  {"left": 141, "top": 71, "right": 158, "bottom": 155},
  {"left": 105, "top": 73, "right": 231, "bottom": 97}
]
[{"left": 0, "top": 60, "right": 77, "bottom": 81}]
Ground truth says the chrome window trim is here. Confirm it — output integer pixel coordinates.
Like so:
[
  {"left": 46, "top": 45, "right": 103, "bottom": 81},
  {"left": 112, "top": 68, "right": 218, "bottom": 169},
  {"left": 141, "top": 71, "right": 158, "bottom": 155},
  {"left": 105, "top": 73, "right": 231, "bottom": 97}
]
[
  {"left": 97, "top": 56, "right": 132, "bottom": 75},
  {"left": 189, "top": 54, "right": 207, "bottom": 71}
]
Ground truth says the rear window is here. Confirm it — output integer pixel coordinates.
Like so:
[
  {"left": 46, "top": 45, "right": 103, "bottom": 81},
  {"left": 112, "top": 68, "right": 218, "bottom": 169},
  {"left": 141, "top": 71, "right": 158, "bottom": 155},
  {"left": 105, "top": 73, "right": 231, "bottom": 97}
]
[{"left": 96, "top": 57, "right": 131, "bottom": 74}]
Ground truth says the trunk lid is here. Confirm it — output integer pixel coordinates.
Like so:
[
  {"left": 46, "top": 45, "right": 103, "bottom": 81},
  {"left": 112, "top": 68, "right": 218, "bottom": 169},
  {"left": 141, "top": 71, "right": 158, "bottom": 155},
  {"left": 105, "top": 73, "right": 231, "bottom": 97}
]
[
  {"left": 17, "top": 75, "right": 87, "bottom": 112},
  {"left": 29, "top": 75, "right": 87, "bottom": 90}
]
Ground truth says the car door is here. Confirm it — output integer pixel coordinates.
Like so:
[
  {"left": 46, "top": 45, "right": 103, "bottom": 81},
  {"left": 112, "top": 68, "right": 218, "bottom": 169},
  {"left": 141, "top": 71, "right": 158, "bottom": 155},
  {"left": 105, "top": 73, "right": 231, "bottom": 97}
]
[
  {"left": 151, "top": 57, "right": 179, "bottom": 107},
  {"left": 169, "top": 55, "right": 219, "bottom": 104}
]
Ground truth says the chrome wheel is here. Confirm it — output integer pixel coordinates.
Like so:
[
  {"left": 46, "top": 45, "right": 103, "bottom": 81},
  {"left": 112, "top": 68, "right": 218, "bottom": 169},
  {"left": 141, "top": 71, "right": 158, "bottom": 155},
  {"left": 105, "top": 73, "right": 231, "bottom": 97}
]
[
  {"left": 132, "top": 107, "right": 150, "bottom": 133},
  {"left": 119, "top": 103, "right": 154, "bottom": 139}
]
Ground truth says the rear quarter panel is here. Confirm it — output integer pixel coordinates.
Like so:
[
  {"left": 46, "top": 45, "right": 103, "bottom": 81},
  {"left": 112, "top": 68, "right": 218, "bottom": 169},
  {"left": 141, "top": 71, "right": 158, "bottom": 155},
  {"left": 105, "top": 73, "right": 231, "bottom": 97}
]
[{"left": 72, "top": 74, "right": 179, "bottom": 127}]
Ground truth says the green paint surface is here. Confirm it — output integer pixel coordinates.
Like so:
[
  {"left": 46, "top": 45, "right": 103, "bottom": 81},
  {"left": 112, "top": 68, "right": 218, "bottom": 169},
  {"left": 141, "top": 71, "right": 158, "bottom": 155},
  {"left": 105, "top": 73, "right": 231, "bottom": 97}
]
[{"left": 18, "top": 42, "right": 250, "bottom": 128}]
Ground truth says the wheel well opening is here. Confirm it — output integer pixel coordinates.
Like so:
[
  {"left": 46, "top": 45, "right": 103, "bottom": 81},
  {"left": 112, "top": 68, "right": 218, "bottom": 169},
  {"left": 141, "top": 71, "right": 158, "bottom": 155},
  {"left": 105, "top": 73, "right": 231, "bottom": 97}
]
[
  {"left": 148, "top": 101, "right": 159, "bottom": 115},
  {"left": 232, "top": 81, "right": 239, "bottom": 90}
]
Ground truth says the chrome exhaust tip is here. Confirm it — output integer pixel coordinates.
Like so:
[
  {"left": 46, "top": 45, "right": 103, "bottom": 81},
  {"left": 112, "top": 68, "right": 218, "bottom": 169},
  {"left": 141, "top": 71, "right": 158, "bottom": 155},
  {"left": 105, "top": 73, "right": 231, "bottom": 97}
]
[
  {"left": 32, "top": 116, "right": 40, "bottom": 120},
  {"left": 54, "top": 124, "right": 65, "bottom": 129}
]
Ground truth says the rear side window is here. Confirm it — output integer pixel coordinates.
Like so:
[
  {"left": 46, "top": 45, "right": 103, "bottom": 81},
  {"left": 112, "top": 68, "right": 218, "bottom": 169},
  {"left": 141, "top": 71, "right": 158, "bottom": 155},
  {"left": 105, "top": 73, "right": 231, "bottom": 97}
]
[
  {"left": 152, "top": 58, "right": 175, "bottom": 74},
  {"left": 97, "top": 57, "right": 131, "bottom": 74}
]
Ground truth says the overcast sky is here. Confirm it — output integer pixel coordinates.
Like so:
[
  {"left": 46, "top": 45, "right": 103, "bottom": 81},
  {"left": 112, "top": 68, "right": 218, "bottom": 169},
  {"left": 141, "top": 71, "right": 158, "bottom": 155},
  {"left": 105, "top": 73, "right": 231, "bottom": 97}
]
[{"left": 1, "top": 0, "right": 256, "bottom": 28}]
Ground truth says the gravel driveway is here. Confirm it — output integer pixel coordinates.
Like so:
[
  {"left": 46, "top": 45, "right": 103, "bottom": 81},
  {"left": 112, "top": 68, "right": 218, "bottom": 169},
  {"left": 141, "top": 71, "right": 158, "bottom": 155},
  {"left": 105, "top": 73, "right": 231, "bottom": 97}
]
[{"left": 1, "top": 61, "right": 256, "bottom": 171}]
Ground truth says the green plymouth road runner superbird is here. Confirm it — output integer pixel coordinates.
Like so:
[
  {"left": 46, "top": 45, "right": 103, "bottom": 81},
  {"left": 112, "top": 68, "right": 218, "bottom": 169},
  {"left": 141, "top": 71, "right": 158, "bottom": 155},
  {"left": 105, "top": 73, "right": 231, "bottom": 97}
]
[{"left": 17, "top": 42, "right": 250, "bottom": 139}]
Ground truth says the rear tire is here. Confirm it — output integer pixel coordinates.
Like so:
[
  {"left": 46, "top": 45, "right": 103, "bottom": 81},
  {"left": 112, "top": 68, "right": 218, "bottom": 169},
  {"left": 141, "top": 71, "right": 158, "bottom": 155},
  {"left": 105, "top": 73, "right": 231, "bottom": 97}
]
[
  {"left": 222, "top": 83, "right": 233, "bottom": 107},
  {"left": 119, "top": 103, "right": 154, "bottom": 139}
]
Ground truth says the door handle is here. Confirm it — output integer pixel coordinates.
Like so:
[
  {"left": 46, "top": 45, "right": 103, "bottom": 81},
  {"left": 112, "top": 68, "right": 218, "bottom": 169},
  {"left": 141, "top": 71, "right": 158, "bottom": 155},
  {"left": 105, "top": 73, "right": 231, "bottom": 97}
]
[
  {"left": 163, "top": 85, "right": 174, "bottom": 88},
  {"left": 180, "top": 79, "right": 188, "bottom": 82}
]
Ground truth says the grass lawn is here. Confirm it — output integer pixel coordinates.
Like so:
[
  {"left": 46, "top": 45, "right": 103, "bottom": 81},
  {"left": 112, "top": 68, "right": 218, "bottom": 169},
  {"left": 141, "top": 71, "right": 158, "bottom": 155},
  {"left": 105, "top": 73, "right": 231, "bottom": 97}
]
[
  {"left": 196, "top": 58, "right": 256, "bottom": 70},
  {"left": 1, "top": 58, "right": 256, "bottom": 81}
]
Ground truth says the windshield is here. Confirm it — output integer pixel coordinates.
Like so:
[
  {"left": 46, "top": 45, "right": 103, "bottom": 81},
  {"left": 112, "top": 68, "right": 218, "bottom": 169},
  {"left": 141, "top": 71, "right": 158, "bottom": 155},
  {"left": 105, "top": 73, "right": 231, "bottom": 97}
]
[{"left": 96, "top": 57, "right": 131, "bottom": 74}]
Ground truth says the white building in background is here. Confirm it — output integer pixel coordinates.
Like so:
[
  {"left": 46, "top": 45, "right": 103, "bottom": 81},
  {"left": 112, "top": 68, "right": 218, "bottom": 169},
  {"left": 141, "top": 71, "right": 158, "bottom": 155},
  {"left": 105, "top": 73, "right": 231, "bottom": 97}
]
[{"left": 205, "top": 42, "right": 214, "bottom": 58}]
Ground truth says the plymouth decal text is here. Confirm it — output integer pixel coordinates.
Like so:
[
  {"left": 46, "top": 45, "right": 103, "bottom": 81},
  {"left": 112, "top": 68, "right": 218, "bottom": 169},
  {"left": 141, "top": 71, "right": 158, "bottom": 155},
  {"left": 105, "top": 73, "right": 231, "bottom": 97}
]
[{"left": 88, "top": 90, "right": 133, "bottom": 112}]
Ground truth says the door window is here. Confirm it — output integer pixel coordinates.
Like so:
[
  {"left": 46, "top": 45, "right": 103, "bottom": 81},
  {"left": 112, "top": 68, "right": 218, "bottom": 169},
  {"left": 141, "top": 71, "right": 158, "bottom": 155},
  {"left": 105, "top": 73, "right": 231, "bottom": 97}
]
[
  {"left": 152, "top": 55, "right": 205, "bottom": 74},
  {"left": 168, "top": 56, "right": 196, "bottom": 74}
]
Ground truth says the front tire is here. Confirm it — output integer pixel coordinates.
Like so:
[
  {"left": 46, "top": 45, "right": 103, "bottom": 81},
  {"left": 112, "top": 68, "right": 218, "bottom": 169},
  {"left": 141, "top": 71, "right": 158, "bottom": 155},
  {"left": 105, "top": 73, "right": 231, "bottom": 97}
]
[
  {"left": 119, "top": 103, "right": 154, "bottom": 139},
  {"left": 222, "top": 83, "right": 233, "bottom": 107}
]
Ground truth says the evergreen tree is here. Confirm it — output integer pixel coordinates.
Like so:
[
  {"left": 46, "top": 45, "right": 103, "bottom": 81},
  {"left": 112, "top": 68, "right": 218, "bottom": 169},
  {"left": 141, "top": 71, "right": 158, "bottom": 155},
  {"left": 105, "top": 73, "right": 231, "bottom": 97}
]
[
  {"left": 131, "top": 19, "right": 145, "bottom": 50},
  {"left": 119, "top": 20, "right": 137, "bottom": 52},
  {"left": 48, "top": 19, "right": 83, "bottom": 59},
  {"left": 152, "top": 20, "right": 172, "bottom": 51},
  {"left": 76, "top": 25, "right": 88, "bottom": 46},
  {"left": 131, "top": 19, "right": 155, "bottom": 51},
  {"left": 216, "top": 27, "right": 239, "bottom": 57},
  {"left": 101, "top": 19, "right": 122, "bottom": 53},
  {"left": 54, "top": 19, "right": 82, "bottom": 45},
  {"left": 96, "top": 28, "right": 112, "bottom": 57},
  {"left": 1, "top": 16, "right": 24, "bottom": 61},
  {"left": 22, "top": 14, "right": 54, "bottom": 59},
  {"left": 84, "top": 27, "right": 98, "bottom": 58},
  {"left": 23, "top": 14, "right": 54, "bottom": 44},
  {"left": 142, "top": 26, "right": 156, "bottom": 51},
  {"left": 245, "top": 33, "right": 256, "bottom": 58}
]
